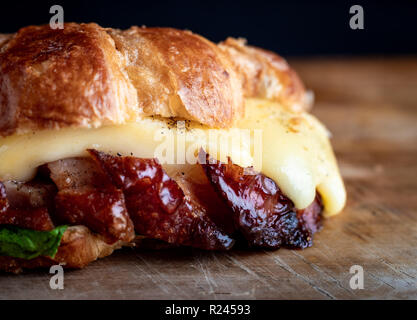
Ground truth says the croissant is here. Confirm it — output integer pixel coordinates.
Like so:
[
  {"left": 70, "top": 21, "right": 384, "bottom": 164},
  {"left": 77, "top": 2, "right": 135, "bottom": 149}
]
[
  {"left": 0, "top": 23, "right": 345, "bottom": 272},
  {"left": 0, "top": 23, "right": 308, "bottom": 136}
]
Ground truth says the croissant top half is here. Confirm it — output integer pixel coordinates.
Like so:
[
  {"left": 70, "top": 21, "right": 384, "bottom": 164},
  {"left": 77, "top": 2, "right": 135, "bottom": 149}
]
[{"left": 0, "top": 23, "right": 309, "bottom": 137}]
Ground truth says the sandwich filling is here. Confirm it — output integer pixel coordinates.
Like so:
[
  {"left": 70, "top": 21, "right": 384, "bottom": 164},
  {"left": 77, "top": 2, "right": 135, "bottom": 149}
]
[{"left": 0, "top": 98, "right": 346, "bottom": 261}]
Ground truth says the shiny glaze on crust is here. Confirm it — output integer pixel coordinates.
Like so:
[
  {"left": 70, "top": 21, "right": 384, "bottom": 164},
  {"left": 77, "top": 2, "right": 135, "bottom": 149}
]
[
  {"left": 0, "top": 23, "right": 137, "bottom": 136},
  {"left": 0, "top": 24, "right": 308, "bottom": 136}
]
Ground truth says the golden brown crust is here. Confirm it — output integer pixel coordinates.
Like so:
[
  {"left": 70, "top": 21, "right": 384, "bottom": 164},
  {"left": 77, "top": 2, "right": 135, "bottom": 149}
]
[
  {"left": 108, "top": 27, "right": 243, "bottom": 128},
  {"left": 0, "top": 23, "right": 308, "bottom": 137},
  {"left": 218, "top": 38, "right": 309, "bottom": 112},
  {"left": 54, "top": 225, "right": 124, "bottom": 268},
  {"left": 0, "top": 34, "right": 11, "bottom": 49},
  {"left": 0, "top": 23, "right": 138, "bottom": 136},
  {"left": 0, "top": 225, "right": 123, "bottom": 273}
]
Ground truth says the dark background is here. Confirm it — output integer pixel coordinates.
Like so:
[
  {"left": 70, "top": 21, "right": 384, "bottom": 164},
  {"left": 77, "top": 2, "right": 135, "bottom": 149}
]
[{"left": 1, "top": 0, "right": 416, "bottom": 56}]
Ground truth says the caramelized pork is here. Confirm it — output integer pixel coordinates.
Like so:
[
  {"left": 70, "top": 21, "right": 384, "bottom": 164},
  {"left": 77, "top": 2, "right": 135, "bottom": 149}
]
[
  {"left": 200, "top": 152, "right": 322, "bottom": 249},
  {"left": 0, "top": 149, "right": 323, "bottom": 256},
  {"left": 89, "top": 150, "right": 234, "bottom": 250},
  {"left": 47, "top": 157, "right": 135, "bottom": 244}
]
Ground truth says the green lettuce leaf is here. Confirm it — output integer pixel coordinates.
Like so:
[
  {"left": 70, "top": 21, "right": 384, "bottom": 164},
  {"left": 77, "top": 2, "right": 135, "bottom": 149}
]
[{"left": 0, "top": 225, "right": 68, "bottom": 259}]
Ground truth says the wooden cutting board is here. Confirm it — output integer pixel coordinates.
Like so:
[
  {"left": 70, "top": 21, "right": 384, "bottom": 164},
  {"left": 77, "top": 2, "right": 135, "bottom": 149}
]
[{"left": 0, "top": 57, "right": 416, "bottom": 300}]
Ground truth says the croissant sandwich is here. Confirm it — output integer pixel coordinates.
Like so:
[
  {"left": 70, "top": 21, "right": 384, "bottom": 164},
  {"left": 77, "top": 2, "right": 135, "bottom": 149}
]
[{"left": 0, "top": 23, "right": 346, "bottom": 273}]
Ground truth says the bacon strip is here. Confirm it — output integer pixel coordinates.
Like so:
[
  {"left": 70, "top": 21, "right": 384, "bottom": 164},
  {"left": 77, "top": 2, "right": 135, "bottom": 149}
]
[
  {"left": 0, "top": 207, "right": 54, "bottom": 231},
  {"left": 55, "top": 187, "right": 134, "bottom": 243},
  {"left": 2, "top": 180, "right": 56, "bottom": 210},
  {"left": 88, "top": 150, "right": 234, "bottom": 250},
  {"left": 47, "top": 158, "right": 135, "bottom": 244},
  {"left": 0, "top": 181, "right": 55, "bottom": 231},
  {"left": 200, "top": 152, "right": 322, "bottom": 249},
  {"left": 46, "top": 158, "right": 109, "bottom": 190},
  {"left": 173, "top": 173, "right": 236, "bottom": 235}
]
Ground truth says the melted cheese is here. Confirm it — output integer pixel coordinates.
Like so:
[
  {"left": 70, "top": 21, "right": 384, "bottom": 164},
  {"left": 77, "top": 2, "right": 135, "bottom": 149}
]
[{"left": 0, "top": 98, "right": 346, "bottom": 216}]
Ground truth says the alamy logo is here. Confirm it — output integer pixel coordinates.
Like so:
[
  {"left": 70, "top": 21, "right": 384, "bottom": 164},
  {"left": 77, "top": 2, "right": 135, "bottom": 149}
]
[
  {"left": 49, "top": 264, "right": 64, "bottom": 290},
  {"left": 153, "top": 120, "right": 263, "bottom": 173},
  {"left": 349, "top": 5, "right": 364, "bottom": 30},
  {"left": 50, "top": 5, "right": 64, "bottom": 30},
  {"left": 349, "top": 265, "right": 364, "bottom": 289}
]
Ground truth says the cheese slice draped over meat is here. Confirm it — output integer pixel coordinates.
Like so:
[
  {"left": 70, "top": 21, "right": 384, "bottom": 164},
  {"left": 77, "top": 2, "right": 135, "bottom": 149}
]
[{"left": 0, "top": 99, "right": 346, "bottom": 216}]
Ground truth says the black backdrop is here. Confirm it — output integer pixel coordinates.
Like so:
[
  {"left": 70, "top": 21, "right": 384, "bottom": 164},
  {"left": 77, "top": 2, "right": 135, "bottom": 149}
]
[{"left": 1, "top": 0, "right": 416, "bottom": 56}]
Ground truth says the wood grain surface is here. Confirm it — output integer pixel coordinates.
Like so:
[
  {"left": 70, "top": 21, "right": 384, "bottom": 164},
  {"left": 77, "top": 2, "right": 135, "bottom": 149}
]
[{"left": 0, "top": 57, "right": 416, "bottom": 300}]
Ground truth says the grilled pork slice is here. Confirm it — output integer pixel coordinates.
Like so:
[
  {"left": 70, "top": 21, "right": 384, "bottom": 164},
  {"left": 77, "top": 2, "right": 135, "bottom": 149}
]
[
  {"left": 0, "top": 149, "right": 323, "bottom": 271},
  {"left": 200, "top": 151, "right": 322, "bottom": 249},
  {"left": 88, "top": 149, "right": 234, "bottom": 250}
]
